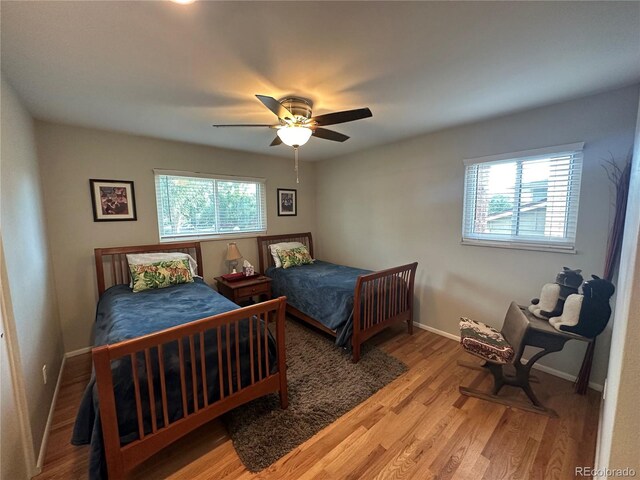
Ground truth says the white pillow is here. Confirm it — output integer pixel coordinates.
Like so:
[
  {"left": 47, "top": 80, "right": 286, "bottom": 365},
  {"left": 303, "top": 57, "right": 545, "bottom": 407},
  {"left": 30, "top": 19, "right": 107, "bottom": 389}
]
[
  {"left": 126, "top": 252, "right": 199, "bottom": 280},
  {"left": 268, "top": 242, "right": 305, "bottom": 268}
]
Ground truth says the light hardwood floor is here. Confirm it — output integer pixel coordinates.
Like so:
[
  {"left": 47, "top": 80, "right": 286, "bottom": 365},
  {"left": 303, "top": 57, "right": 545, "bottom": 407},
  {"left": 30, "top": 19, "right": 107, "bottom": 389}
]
[{"left": 35, "top": 323, "right": 600, "bottom": 480}]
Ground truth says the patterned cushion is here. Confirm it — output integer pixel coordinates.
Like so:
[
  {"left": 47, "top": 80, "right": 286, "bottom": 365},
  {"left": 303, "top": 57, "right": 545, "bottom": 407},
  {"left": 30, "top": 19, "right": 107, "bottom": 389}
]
[
  {"left": 129, "top": 259, "right": 193, "bottom": 293},
  {"left": 276, "top": 246, "right": 314, "bottom": 269},
  {"left": 459, "top": 317, "right": 514, "bottom": 365}
]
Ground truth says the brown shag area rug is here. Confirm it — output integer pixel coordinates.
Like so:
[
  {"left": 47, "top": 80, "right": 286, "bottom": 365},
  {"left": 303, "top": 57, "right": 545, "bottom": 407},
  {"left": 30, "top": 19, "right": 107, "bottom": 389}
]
[{"left": 223, "top": 319, "right": 408, "bottom": 472}]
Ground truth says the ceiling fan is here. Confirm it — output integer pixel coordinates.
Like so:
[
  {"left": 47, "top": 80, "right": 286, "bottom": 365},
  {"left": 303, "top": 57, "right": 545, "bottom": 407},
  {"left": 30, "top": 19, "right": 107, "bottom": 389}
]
[
  {"left": 213, "top": 95, "right": 372, "bottom": 182},
  {"left": 213, "top": 95, "right": 372, "bottom": 147}
]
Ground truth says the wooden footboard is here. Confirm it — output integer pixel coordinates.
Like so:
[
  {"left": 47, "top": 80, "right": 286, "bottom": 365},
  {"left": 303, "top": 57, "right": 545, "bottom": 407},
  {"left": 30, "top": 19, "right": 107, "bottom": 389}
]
[
  {"left": 93, "top": 297, "right": 287, "bottom": 480},
  {"left": 352, "top": 262, "right": 418, "bottom": 362}
]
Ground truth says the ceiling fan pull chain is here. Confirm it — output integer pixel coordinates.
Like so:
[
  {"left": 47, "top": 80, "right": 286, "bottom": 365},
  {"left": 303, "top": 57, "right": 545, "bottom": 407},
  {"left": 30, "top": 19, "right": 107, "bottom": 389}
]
[{"left": 294, "top": 147, "right": 300, "bottom": 184}]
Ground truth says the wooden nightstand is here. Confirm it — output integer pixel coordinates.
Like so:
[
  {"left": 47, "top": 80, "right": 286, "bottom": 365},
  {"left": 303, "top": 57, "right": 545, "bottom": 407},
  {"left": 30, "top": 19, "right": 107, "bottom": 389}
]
[{"left": 214, "top": 275, "right": 272, "bottom": 304}]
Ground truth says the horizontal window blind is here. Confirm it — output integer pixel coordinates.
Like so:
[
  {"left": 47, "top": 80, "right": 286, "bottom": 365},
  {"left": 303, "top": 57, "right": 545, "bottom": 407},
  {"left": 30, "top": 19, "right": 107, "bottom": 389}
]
[
  {"left": 462, "top": 144, "right": 583, "bottom": 250},
  {"left": 154, "top": 171, "right": 267, "bottom": 241}
]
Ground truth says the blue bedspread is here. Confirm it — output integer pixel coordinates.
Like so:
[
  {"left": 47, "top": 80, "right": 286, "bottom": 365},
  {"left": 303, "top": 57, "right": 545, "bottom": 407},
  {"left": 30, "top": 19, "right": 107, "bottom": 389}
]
[
  {"left": 72, "top": 279, "right": 275, "bottom": 479},
  {"left": 266, "top": 261, "right": 371, "bottom": 346}
]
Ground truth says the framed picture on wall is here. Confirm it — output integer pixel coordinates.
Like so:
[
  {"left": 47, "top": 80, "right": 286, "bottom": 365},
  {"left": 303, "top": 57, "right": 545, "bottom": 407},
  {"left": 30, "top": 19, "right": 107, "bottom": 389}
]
[
  {"left": 90, "top": 179, "right": 137, "bottom": 222},
  {"left": 277, "top": 188, "right": 297, "bottom": 216}
]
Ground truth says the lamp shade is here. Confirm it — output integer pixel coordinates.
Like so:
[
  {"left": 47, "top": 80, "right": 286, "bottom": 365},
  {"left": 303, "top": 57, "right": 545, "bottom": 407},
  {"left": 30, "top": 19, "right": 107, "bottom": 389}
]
[
  {"left": 226, "top": 242, "right": 242, "bottom": 261},
  {"left": 277, "top": 125, "right": 312, "bottom": 147}
]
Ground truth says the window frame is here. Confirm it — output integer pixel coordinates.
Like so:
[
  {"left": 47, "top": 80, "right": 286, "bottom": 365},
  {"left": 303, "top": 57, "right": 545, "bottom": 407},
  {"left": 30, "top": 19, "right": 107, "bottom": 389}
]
[
  {"left": 153, "top": 169, "right": 268, "bottom": 243},
  {"left": 461, "top": 142, "right": 584, "bottom": 253}
]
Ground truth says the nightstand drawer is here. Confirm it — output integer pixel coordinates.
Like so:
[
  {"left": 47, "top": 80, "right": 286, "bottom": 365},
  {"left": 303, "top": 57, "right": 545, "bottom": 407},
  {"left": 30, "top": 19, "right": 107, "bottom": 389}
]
[{"left": 236, "top": 282, "right": 270, "bottom": 298}]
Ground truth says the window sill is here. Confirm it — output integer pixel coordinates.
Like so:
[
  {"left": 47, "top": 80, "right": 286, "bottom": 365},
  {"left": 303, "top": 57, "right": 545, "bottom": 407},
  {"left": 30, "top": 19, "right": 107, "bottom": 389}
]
[
  {"left": 461, "top": 238, "right": 576, "bottom": 254},
  {"left": 159, "top": 231, "right": 267, "bottom": 243}
]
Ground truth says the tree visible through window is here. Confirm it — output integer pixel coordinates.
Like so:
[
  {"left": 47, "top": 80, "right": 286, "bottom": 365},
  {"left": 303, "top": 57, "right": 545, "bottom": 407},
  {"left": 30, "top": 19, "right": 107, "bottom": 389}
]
[
  {"left": 155, "top": 171, "right": 267, "bottom": 240},
  {"left": 462, "top": 144, "right": 583, "bottom": 250}
]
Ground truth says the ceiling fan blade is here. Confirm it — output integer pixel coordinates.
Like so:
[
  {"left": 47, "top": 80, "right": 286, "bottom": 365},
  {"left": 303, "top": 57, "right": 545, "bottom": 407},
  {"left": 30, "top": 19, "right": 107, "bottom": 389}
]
[
  {"left": 311, "top": 107, "right": 372, "bottom": 126},
  {"left": 255, "top": 95, "right": 297, "bottom": 121},
  {"left": 270, "top": 136, "right": 282, "bottom": 146},
  {"left": 312, "top": 127, "right": 350, "bottom": 142},
  {"left": 212, "top": 124, "right": 276, "bottom": 127}
]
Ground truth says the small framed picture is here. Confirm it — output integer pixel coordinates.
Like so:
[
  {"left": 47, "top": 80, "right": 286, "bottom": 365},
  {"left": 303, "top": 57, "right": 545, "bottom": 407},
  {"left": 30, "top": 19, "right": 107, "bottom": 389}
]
[
  {"left": 277, "top": 188, "right": 297, "bottom": 216},
  {"left": 90, "top": 179, "right": 137, "bottom": 222}
]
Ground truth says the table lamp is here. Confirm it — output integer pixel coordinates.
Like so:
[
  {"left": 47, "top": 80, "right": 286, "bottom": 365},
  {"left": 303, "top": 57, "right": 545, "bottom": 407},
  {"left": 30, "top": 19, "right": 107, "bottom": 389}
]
[{"left": 226, "top": 242, "right": 242, "bottom": 273}]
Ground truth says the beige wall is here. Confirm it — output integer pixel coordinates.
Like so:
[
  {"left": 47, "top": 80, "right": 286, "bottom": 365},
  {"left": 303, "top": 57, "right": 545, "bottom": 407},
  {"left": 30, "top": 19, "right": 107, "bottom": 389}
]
[
  {"left": 35, "top": 122, "right": 316, "bottom": 352},
  {"left": 315, "top": 85, "right": 640, "bottom": 386},
  {"left": 1, "top": 250, "right": 31, "bottom": 480},
  {"left": 596, "top": 92, "right": 640, "bottom": 474},
  {"left": 1, "top": 77, "right": 64, "bottom": 466}
]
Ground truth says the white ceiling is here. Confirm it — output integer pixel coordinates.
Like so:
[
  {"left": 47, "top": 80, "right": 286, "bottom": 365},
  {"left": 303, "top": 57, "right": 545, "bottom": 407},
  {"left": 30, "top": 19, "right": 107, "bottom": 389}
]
[{"left": 2, "top": 1, "right": 639, "bottom": 161}]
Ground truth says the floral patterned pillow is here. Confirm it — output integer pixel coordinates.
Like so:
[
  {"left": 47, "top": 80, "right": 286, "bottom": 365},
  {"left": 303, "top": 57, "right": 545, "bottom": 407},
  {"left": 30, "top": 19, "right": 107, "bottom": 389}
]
[
  {"left": 276, "top": 246, "right": 314, "bottom": 269},
  {"left": 129, "top": 259, "right": 194, "bottom": 293}
]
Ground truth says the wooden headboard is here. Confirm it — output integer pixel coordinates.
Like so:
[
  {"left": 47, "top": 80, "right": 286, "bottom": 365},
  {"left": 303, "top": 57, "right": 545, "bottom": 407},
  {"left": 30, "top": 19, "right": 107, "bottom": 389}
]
[
  {"left": 94, "top": 242, "right": 203, "bottom": 295},
  {"left": 256, "top": 232, "right": 314, "bottom": 273}
]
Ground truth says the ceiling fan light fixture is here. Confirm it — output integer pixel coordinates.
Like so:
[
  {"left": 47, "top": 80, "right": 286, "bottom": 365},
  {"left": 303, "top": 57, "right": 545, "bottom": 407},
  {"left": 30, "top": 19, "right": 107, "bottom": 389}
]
[{"left": 277, "top": 125, "right": 312, "bottom": 147}]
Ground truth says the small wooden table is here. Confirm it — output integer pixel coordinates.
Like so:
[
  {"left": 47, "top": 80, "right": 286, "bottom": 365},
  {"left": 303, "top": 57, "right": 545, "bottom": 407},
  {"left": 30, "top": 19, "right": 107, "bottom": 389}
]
[{"left": 214, "top": 275, "right": 272, "bottom": 304}]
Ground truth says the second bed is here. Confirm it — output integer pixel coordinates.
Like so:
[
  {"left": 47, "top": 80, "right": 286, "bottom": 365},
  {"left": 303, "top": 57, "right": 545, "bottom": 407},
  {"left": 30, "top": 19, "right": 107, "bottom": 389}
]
[{"left": 257, "top": 232, "right": 417, "bottom": 362}]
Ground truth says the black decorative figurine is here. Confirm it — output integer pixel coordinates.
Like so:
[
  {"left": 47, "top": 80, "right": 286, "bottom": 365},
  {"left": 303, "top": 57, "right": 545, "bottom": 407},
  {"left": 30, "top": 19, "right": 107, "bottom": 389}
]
[{"left": 549, "top": 275, "right": 615, "bottom": 338}]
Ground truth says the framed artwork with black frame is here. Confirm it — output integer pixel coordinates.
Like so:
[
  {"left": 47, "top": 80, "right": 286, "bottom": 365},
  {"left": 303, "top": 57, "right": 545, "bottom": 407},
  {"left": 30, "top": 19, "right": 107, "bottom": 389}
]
[
  {"left": 90, "top": 179, "right": 137, "bottom": 222},
  {"left": 277, "top": 188, "right": 297, "bottom": 216}
]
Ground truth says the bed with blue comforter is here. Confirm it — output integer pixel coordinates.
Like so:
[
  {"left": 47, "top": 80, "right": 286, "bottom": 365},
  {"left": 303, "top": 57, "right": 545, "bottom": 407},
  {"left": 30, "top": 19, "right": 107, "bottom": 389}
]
[
  {"left": 266, "top": 260, "right": 372, "bottom": 346},
  {"left": 72, "top": 278, "right": 276, "bottom": 479}
]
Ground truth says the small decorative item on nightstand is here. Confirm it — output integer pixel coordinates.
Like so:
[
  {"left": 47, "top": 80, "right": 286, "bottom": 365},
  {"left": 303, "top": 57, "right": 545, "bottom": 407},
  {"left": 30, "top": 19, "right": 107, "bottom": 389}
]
[{"left": 243, "top": 260, "right": 255, "bottom": 277}]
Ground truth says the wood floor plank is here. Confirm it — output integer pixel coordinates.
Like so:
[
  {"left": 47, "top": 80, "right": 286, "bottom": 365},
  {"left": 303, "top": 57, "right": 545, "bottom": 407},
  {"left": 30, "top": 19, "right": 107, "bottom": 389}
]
[
  {"left": 436, "top": 398, "right": 505, "bottom": 480},
  {"left": 297, "top": 426, "right": 370, "bottom": 480},
  {"left": 35, "top": 324, "right": 601, "bottom": 480}
]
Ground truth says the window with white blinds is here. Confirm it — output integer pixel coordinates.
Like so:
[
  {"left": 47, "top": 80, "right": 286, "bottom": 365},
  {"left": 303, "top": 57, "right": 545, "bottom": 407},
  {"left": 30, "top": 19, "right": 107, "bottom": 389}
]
[
  {"left": 462, "top": 143, "right": 584, "bottom": 251},
  {"left": 154, "top": 170, "right": 267, "bottom": 241}
]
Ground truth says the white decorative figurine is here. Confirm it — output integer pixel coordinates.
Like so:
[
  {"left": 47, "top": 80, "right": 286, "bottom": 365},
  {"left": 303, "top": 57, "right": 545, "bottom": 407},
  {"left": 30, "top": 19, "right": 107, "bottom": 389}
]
[
  {"left": 528, "top": 283, "right": 561, "bottom": 319},
  {"left": 243, "top": 260, "right": 255, "bottom": 276},
  {"left": 549, "top": 294, "right": 583, "bottom": 331}
]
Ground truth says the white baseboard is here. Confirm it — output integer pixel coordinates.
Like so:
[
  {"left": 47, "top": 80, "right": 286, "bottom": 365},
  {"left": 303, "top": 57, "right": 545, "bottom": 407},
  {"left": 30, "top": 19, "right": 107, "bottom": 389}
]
[
  {"left": 594, "top": 390, "right": 607, "bottom": 472},
  {"left": 413, "top": 322, "right": 460, "bottom": 341},
  {"left": 37, "top": 355, "right": 66, "bottom": 470},
  {"left": 413, "top": 321, "right": 603, "bottom": 392},
  {"left": 37, "top": 346, "right": 93, "bottom": 470},
  {"left": 65, "top": 346, "right": 92, "bottom": 358}
]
